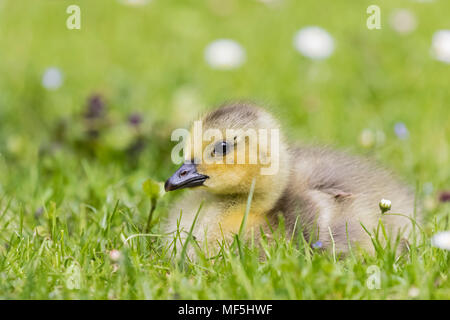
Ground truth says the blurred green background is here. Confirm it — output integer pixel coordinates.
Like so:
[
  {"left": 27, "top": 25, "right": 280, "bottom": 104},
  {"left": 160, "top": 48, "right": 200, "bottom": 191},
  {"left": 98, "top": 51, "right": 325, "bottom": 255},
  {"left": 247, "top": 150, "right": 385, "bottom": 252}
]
[
  {"left": 1, "top": 0, "right": 449, "bottom": 178},
  {"left": 0, "top": 0, "right": 449, "bottom": 299}
]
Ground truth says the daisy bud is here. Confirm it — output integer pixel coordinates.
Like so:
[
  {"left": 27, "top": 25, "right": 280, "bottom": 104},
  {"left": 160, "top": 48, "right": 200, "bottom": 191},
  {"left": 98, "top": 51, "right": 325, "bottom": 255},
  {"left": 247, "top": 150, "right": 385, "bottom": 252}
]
[
  {"left": 359, "top": 129, "right": 375, "bottom": 148},
  {"left": 109, "top": 249, "right": 121, "bottom": 262},
  {"left": 379, "top": 199, "right": 391, "bottom": 213},
  {"left": 408, "top": 286, "right": 420, "bottom": 298}
]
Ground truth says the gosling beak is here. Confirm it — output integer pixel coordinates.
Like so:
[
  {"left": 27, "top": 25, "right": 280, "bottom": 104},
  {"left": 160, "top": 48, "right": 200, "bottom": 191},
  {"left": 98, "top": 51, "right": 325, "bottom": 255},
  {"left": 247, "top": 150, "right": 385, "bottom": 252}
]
[{"left": 164, "top": 163, "right": 209, "bottom": 192}]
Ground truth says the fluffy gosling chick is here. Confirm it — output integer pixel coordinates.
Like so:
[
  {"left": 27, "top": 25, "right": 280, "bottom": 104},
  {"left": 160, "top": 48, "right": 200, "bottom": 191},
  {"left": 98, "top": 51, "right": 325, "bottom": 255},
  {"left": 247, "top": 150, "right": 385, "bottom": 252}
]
[{"left": 163, "top": 103, "right": 419, "bottom": 255}]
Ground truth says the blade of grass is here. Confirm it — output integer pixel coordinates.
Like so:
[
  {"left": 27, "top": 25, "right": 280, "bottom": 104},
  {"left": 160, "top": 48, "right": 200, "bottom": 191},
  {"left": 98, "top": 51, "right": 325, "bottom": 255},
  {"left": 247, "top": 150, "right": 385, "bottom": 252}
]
[
  {"left": 178, "top": 201, "right": 203, "bottom": 268},
  {"left": 238, "top": 178, "right": 256, "bottom": 239},
  {"left": 145, "top": 198, "right": 157, "bottom": 234},
  {"left": 328, "top": 226, "right": 336, "bottom": 263}
]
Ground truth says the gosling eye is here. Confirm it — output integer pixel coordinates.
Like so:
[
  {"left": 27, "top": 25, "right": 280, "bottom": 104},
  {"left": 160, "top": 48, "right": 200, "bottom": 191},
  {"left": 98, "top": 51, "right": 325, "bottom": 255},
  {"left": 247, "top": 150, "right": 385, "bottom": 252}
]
[{"left": 212, "top": 141, "right": 232, "bottom": 157}]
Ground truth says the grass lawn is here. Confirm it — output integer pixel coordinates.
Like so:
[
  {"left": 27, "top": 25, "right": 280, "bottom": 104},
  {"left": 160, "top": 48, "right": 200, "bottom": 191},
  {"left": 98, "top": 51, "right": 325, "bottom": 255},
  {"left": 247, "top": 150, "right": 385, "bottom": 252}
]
[{"left": 0, "top": 0, "right": 449, "bottom": 299}]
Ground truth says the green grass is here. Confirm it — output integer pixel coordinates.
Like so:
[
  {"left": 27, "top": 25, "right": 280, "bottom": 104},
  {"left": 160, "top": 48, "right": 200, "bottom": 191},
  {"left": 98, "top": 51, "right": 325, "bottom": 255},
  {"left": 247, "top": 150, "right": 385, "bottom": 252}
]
[{"left": 0, "top": 0, "right": 449, "bottom": 299}]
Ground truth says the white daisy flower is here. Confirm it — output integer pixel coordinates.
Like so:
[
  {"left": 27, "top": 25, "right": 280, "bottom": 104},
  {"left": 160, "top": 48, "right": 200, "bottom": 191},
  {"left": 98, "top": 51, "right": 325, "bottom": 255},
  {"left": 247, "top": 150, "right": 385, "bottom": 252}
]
[
  {"left": 42, "top": 67, "right": 63, "bottom": 90},
  {"left": 379, "top": 199, "right": 392, "bottom": 213},
  {"left": 431, "top": 30, "right": 450, "bottom": 64},
  {"left": 431, "top": 231, "right": 450, "bottom": 250},
  {"left": 408, "top": 286, "right": 420, "bottom": 298},
  {"left": 389, "top": 9, "right": 417, "bottom": 35},
  {"left": 256, "top": 0, "right": 283, "bottom": 6},
  {"left": 117, "top": 0, "right": 151, "bottom": 6},
  {"left": 204, "top": 39, "right": 246, "bottom": 70},
  {"left": 293, "top": 26, "right": 335, "bottom": 60}
]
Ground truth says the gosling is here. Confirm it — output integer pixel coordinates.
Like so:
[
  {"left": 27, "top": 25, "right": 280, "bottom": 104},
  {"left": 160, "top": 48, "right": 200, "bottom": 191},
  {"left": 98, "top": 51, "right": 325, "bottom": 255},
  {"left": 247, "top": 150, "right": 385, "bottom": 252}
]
[{"left": 163, "top": 102, "right": 420, "bottom": 256}]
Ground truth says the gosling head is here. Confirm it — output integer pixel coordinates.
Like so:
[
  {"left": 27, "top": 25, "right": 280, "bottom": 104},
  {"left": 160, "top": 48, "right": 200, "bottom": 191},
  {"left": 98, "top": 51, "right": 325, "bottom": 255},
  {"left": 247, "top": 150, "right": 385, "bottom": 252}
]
[{"left": 165, "top": 103, "right": 289, "bottom": 197}]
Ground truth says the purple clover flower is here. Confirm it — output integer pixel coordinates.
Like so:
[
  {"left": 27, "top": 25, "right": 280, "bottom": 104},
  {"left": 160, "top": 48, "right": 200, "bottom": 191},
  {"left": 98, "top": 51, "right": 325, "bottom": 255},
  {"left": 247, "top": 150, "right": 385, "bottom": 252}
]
[
  {"left": 34, "top": 207, "right": 44, "bottom": 219},
  {"left": 394, "top": 122, "right": 409, "bottom": 140},
  {"left": 128, "top": 113, "right": 143, "bottom": 127},
  {"left": 84, "top": 94, "right": 105, "bottom": 119},
  {"left": 439, "top": 191, "right": 450, "bottom": 203},
  {"left": 312, "top": 241, "right": 323, "bottom": 249}
]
